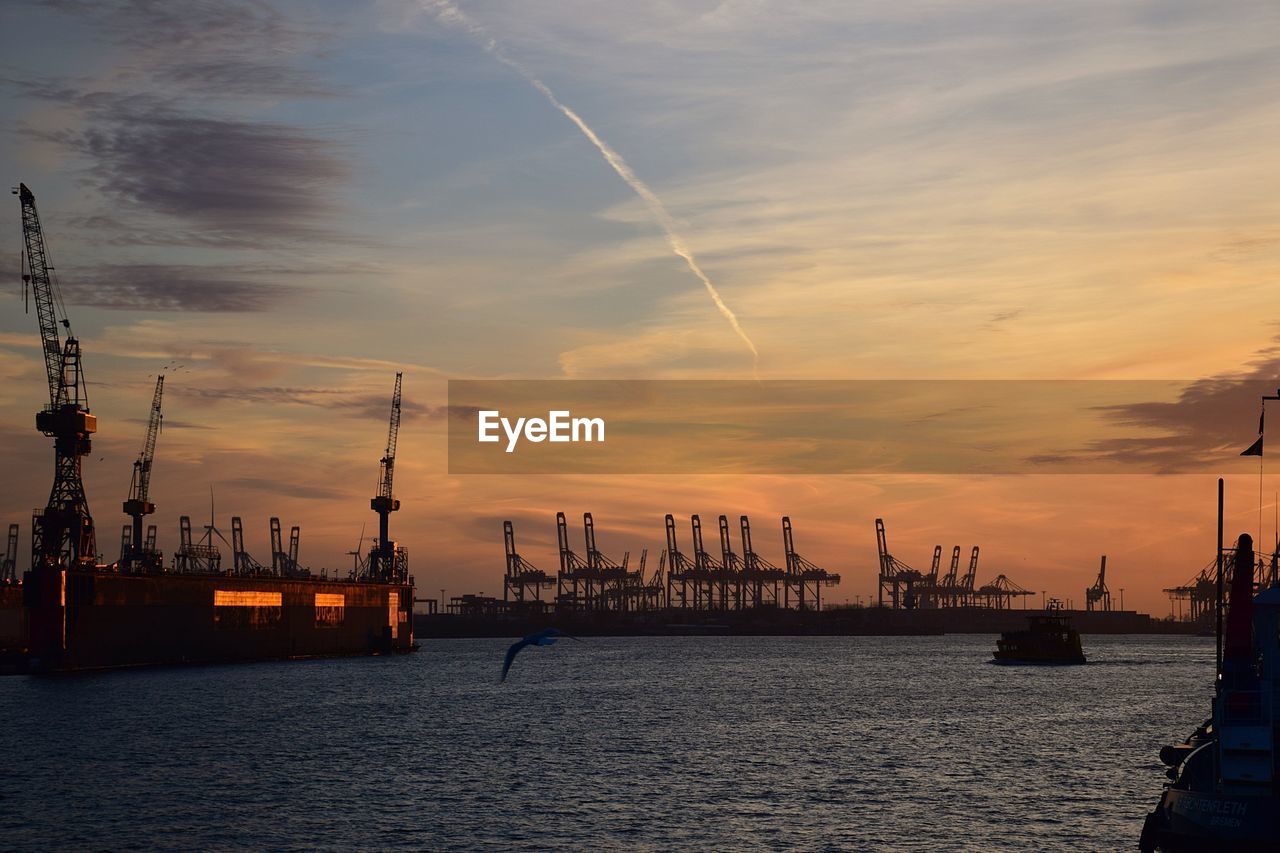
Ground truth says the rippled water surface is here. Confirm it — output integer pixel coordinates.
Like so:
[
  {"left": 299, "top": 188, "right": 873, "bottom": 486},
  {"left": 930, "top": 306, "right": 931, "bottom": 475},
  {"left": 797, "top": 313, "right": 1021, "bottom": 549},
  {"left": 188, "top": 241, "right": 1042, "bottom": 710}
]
[{"left": 1, "top": 635, "right": 1212, "bottom": 850}]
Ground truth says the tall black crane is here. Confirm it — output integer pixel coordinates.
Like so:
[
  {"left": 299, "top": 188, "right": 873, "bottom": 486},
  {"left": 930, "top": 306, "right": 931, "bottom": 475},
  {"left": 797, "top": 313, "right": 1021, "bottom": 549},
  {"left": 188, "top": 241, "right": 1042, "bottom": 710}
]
[
  {"left": 370, "top": 372, "right": 402, "bottom": 580},
  {"left": 122, "top": 374, "right": 164, "bottom": 569},
  {"left": 2, "top": 524, "right": 17, "bottom": 583},
  {"left": 16, "top": 183, "right": 97, "bottom": 571}
]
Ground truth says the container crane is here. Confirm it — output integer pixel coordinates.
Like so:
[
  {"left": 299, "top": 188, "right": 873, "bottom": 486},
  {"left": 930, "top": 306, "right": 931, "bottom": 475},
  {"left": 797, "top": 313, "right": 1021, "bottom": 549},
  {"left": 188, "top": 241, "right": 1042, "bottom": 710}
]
[
  {"left": 941, "top": 546, "right": 962, "bottom": 606},
  {"left": 502, "top": 520, "right": 554, "bottom": 604},
  {"left": 1086, "top": 555, "right": 1111, "bottom": 612},
  {"left": 369, "top": 372, "right": 402, "bottom": 581},
  {"left": 781, "top": 516, "right": 840, "bottom": 611},
  {"left": 16, "top": 183, "right": 97, "bottom": 571},
  {"left": 122, "top": 374, "right": 164, "bottom": 570},
  {"left": 960, "top": 546, "right": 980, "bottom": 606}
]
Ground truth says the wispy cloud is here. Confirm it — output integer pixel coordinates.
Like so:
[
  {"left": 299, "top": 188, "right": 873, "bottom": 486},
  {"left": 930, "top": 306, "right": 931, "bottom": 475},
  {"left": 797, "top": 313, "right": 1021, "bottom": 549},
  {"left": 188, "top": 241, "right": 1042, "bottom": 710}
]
[
  {"left": 64, "top": 264, "right": 293, "bottom": 312},
  {"left": 39, "top": 0, "right": 331, "bottom": 96},
  {"left": 28, "top": 99, "right": 346, "bottom": 245},
  {"left": 424, "top": 0, "right": 760, "bottom": 371}
]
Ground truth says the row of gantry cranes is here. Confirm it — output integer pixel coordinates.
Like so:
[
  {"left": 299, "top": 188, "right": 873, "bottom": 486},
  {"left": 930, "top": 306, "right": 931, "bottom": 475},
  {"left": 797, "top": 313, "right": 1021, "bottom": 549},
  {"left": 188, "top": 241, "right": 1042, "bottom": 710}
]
[
  {"left": 2, "top": 182, "right": 409, "bottom": 586},
  {"left": 501, "top": 512, "right": 841, "bottom": 612},
  {"left": 877, "top": 518, "right": 1117, "bottom": 612},
  {"left": 491, "top": 514, "right": 1118, "bottom": 615}
]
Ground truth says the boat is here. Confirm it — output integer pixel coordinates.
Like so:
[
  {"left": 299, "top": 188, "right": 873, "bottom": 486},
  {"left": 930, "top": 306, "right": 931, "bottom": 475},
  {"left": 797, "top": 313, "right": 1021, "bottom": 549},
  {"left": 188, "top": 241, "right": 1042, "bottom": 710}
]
[
  {"left": 1139, "top": 529, "right": 1280, "bottom": 851},
  {"left": 991, "top": 606, "right": 1086, "bottom": 665}
]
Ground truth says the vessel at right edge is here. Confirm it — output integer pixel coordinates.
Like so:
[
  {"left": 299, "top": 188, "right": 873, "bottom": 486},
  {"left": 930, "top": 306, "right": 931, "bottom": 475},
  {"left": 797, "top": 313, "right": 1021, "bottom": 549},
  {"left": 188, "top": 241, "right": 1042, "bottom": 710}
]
[{"left": 1141, "top": 479, "right": 1280, "bottom": 851}]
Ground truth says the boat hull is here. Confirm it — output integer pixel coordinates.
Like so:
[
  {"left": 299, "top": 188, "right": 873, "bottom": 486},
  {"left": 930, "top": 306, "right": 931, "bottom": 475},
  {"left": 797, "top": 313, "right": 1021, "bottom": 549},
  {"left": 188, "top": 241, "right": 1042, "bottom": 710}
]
[
  {"left": 1142, "top": 788, "right": 1280, "bottom": 851},
  {"left": 990, "top": 656, "right": 1086, "bottom": 666}
]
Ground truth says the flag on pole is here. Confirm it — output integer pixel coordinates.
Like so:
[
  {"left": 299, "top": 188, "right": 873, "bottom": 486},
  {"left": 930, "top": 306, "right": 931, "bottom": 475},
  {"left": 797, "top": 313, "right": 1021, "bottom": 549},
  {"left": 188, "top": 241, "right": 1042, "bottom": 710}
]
[{"left": 1243, "top": 403, "right": 1265, "bottom": 456}]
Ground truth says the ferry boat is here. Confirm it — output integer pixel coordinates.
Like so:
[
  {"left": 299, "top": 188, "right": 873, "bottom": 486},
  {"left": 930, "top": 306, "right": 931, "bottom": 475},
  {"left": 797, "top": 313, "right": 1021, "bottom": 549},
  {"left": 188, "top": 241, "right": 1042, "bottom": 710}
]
[
  {"left": 991, "top": 606, "right": 1086, "bottom": 665},
  {"left": 1139, "top": 530, "right": 1280, "bottom": 851}
]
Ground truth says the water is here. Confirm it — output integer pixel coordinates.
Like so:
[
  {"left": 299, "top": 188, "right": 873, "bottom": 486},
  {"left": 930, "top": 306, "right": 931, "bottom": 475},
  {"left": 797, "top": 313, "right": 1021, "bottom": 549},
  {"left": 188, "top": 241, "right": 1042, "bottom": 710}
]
[{"left": 1, "top": 635, "right": 1212, "bottom": 850}]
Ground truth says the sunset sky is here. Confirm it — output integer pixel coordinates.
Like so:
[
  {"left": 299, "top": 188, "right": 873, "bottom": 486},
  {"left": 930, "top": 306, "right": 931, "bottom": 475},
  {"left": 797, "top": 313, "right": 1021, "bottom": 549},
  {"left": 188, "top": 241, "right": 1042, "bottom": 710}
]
[{"left": 2, "top": 0, "right": 1280, "bottom": 614}]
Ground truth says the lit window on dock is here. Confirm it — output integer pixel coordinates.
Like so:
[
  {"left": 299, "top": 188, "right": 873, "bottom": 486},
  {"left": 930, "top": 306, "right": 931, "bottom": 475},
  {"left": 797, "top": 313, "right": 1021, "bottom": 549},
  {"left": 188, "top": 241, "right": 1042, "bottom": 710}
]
[
  {"left": 388, "top": 592, "right": 399, "bottom": 639},
  {"left": 213, "top": 589, "right": 282, "bottom": 629},
  {"left": 213, "top": 590, "right": 282, "bottom": 607},
  {"left": 316, "top": 593, "right": 345, "bottom": 627}
]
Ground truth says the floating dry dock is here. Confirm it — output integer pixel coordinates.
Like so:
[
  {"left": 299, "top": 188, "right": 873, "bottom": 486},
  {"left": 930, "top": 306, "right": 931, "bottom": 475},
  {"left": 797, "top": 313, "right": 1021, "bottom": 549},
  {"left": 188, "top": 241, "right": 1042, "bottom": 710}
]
[
  {"left": 13, "top": 570, "right": 412, "bottom": 672},
  {"left": 5, "top": 183, "right": 416, "bottom": 673}
]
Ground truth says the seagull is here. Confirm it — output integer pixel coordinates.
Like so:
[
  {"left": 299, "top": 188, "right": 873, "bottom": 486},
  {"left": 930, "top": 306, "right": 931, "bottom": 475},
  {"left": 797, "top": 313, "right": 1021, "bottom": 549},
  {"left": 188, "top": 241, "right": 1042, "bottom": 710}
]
[{"left": 501, "top": 628, "right": 580, "bottom": 682}]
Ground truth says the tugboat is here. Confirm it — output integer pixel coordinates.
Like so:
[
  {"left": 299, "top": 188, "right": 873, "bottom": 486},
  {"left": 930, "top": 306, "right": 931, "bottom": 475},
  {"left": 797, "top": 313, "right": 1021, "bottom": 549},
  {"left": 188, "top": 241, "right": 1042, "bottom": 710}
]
[
  {"left": 1139, "top": 527, "right": 1280, "bottom": 851},
  {"left": 991, "top": 602, "right": 1086, "bottom": 665}
]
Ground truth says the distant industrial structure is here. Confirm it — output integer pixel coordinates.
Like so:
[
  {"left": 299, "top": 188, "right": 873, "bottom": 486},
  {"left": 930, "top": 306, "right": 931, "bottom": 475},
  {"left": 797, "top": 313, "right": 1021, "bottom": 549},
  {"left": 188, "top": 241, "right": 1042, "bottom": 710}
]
[
  {"left": 466, "top": 513, "right": 839, "bottom": 616},
  {"left": 875, "top": 518, "right": 1034, "bottom": 610},
  {"left": 443, "top": 514, "right": 1146, "bottom": 620},
  {"left": 422, "top": 513, "right": 1189, "bottom": 637}
]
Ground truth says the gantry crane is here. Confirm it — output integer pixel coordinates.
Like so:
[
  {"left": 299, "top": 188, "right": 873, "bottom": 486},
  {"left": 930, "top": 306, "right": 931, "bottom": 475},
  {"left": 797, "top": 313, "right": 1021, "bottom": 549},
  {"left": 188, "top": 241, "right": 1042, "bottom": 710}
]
[
  {"left": 16, "top": 183, "right": 97, "bottom": 571},
  {"left": 739, "top": 515, "right": 785, "bottom": 608},
  {"left": 940, "top": 546, "right": 962, "bottom": 606},
  {"left": 875, "top": 518, "right": 924, "bottom": 609},
  {"left": 664, "top": 513, "right": 697, "bottom": 608},
  {"left": 269, "top": 517, "right": 302, "bottom": 577},
  {"left": 1085, "top": 555, "right": 1111, "bottom": 611},
  {"left": 583, "top": 512, "right": 634, "bottom": 611},
  {"left": 502, "top": 520, "right": 555, "bottom": 605},
  {"left": 369, "top": 372, "right": 402, "bottom": 581},
  {"left": 690, "top": 515, "right": 724, "bottom": 609},
  {"left": 122, "top": 374, "right": 164, "bottom": 570},
  {"left": 960, "top": 546, "right": 979, "bottom": 606},
  {"left": 781, "top": 516, "right": 840, "bottom": 611},
  {"left": 719, "top": 515, "right": 744, "bottom": 609}
]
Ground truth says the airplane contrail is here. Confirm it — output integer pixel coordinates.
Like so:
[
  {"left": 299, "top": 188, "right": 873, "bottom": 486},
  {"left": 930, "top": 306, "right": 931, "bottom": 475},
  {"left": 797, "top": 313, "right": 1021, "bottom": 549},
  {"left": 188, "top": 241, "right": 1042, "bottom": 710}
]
[{"left": 425, "top": 1, "right": 759, "bottom": 367}]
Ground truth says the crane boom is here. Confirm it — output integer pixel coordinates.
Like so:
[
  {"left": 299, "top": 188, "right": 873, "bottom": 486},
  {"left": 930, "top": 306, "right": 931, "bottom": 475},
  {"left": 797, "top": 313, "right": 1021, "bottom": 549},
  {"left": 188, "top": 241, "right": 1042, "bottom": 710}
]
[
  {"left": 17, "top": 183, "right": 66, "bottom": 407},
  {"left": 378, "top": 372, "right": 402, "bottom": 500},
  {"left": 128, "top": 375, "right": 164, "bottom": 506}
]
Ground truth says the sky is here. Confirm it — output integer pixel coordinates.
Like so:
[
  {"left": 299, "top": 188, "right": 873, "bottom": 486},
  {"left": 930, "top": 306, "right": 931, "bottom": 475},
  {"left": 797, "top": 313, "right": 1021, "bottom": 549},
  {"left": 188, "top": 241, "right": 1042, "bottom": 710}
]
[{"left": 1, "top": 0, "right": 1279, "bottom": 614}]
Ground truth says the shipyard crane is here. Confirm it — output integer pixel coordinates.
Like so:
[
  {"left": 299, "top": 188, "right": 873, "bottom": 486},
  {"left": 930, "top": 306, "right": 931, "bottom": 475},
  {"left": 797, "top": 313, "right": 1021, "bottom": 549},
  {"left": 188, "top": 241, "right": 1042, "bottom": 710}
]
[
  {"left": 122, "top": 374, "right": 164, "bottom": 570},
  {"left": 16, "top": 183, "right": 97, "bottom": 570},
  {"left": 370, "top": 372, "right": 402, "bottom": 581},
  {"left": 1085, "top": 555, "right": 1111, "bottom": 612},
  {"left": 2, "top": 524, "right": 17, "bottom": 583}
]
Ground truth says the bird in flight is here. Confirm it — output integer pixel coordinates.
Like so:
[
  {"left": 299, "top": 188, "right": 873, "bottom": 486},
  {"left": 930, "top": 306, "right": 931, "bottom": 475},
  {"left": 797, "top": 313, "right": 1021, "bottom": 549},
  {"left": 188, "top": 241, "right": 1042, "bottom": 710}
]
[{"left": 501, "top": 628, "right": 580, "bottom": 682}]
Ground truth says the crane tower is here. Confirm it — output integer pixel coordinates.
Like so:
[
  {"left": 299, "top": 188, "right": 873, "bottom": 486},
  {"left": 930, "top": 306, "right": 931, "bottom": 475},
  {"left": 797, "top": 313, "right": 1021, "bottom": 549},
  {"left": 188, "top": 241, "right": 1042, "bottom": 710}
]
[
  {"left": 122, "top": 374, "right": 164, "bottom": 570},
  {"left": 16, "top": 183, "right": 97, "bottom": 571},
  {"left": 370, "top": 372, "right": 403, "bottom": 581}
]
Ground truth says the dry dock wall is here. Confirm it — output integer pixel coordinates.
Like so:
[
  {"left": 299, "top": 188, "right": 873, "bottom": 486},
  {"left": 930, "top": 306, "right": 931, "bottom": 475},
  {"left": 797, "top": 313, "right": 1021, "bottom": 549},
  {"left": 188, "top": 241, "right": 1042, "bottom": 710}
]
[{"left": 17, "top": 571, "right": 413, "bottom": 670}]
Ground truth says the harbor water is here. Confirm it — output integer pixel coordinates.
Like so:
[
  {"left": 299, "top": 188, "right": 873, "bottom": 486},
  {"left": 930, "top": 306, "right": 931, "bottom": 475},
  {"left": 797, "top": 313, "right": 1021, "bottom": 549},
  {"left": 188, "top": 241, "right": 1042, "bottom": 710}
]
[{"left": 1, "top": 634, "right": 1211, "bottom": 850}]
